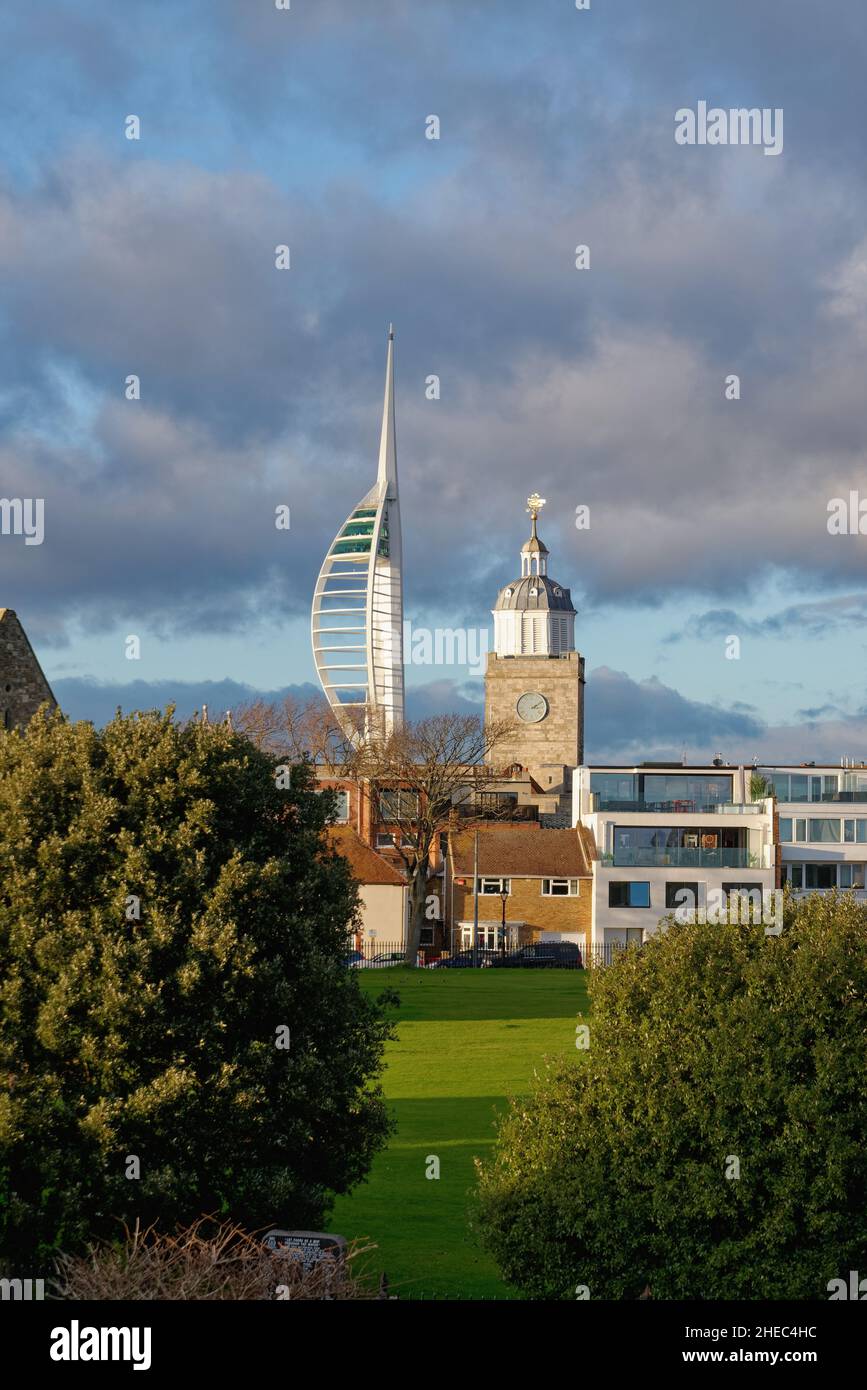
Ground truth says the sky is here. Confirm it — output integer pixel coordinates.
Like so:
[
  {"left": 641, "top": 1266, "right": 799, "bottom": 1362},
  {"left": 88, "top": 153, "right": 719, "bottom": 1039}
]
[{"left": 2, "top": 0, "right": 867, "bottom": 763}]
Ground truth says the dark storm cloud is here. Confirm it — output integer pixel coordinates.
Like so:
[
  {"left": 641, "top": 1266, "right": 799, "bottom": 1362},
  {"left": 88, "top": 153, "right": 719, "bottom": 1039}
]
[
  {"left": 3, "top": 0, "right": 867, "bottom": 647},
  {"left": 665, "top": 595, "right": 867, "bottom": 645},
  {"left": 585, "top": 666, "right": 764, "bottom": 758},
  {"left": 53, "top": 666, "right": 867, "bottom": 769}
]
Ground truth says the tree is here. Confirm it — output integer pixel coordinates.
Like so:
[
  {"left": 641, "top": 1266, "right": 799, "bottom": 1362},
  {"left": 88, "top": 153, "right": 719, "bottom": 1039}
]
[
  {"left": 233, "top": 693, "right": 360, "bottom": 772},
  {"left": 352, "top": 714, "right": 516, "bottom": 964},
  {"left": 234, "top": 702, "right": 516, "bottom": 966},
  {"left": 475, "top": 893, "right": 867, "bottom": 1299},
  {"left": 749, "top": 770, "right": 774, "bottom": 802},
  {"left": 0, "top": 707, "right": 393, "bottom": 1272}
]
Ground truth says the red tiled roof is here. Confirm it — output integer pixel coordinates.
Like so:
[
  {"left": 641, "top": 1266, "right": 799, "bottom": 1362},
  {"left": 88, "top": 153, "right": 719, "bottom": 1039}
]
[
  {"left": 449, "top": 826, "right": 593, "bottom": 878},
  {"left": 326, "top": 826, "right": 407, "bottom": 886}
]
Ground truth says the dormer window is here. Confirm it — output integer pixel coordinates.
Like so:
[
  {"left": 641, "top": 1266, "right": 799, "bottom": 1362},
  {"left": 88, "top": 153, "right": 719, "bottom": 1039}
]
[
  {"left": 553, "top": 586, "right": 562, "bottom": 597},
  {"left": 529, "top": 586, "right": 539, "bottom": 597},
  {"left": 504, "top": 587, "right": 513, "bottom": 598}
]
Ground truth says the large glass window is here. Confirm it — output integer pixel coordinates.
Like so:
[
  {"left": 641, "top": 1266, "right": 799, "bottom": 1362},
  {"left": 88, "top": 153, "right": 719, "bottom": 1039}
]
[
  {"left": 590, "top": 773, "right": 637, "bottom": 804},
  {"left": 779, "top": 818, "right": 792, "bottom": 842},
  {"left": 789, "top": 774, "right": 809, "bottom": 801},
  {"left": 840, "top": 864, "right": 866, "bottom": 888},
  {"left": 609, "top": 881, "right": 651, "bottom": 908},
  {"left": 642, "top": 774, "right": 733, "bottom": 808},
  {"left": 804, "top": 864, "right": 836, "bottom": 889},
  {"left": 843, "top": 819, "right": 867, "bottom": 843},
  {"left": 590, "top": 772, "right": 732, "bottom": 810},
  {"left": 808, "top": 818, "right": 841, "bottom": 843}
]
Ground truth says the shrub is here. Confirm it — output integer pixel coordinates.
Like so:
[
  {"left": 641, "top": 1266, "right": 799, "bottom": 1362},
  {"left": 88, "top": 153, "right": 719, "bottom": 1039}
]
[
  {"left": 475, "top": 893, "right": 867, "bottom": 1299},
  {"left": 0, "top": 708, "right": 393, "bottom": 1271},
  {"left": 51, "top": 1218, "right": 381, "bottom": 1301}
]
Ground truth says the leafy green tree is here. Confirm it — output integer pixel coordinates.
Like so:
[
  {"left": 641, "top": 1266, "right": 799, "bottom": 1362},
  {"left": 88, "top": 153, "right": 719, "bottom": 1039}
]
[
  {"left": 749, "top": 770, "right": 774, "bottom": 802},
  {"left": 475, "top": 893, "right": 867, "bottom": 1299},
  {"left": 0, "top": 707, "right": 393, "bottom": 1271}
]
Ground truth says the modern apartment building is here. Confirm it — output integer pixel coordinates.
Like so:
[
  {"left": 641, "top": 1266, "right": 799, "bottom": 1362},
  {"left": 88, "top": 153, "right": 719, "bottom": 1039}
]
[
  {"left": 758, "top": 763, "right": 867, "bottom": 896},
  {"left": 573, "top": 763, "right": 778, "bottom": 950}
]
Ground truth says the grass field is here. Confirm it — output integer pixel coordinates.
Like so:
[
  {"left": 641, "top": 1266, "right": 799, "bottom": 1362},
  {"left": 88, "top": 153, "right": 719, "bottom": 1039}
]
[{"left": 331, "top": 967, "right": 589, "bottom": 1300}]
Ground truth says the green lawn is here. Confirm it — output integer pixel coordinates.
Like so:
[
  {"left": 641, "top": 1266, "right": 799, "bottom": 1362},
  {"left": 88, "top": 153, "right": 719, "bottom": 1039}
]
[{"left": 331, "top": 967, "right": 589, "bottom": 1299}]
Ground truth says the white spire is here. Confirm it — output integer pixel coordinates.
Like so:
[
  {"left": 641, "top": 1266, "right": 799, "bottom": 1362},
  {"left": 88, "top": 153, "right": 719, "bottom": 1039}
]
[{"left": 377, "top": 323, "right": 397, "bottom": 494}]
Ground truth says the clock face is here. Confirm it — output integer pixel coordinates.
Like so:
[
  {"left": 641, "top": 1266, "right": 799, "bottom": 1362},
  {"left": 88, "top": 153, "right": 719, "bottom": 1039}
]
[{"left": 516, "top": 691, "right": 548, "bottom": 723}]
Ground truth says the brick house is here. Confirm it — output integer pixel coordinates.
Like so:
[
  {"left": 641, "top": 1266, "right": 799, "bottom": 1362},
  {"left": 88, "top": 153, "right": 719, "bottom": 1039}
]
[{"left": 446, "top": 827, "right": 595, "bottom": 953}]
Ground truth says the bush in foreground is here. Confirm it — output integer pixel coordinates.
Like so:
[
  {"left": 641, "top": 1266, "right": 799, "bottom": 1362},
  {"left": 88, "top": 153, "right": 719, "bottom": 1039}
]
[
  {"left": 51, "top": 1218, "right": 381, "bottom": 1301},
  {"left": 0, "top": 708, "right": 393, "bottom": 1271},
  {"left": 475, "top": 893, "right": 867, "bottom": 1299}
]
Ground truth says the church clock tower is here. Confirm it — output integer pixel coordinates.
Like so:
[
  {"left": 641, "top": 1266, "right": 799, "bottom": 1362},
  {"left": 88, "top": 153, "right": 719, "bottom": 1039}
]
[{"left": 484, "top": 495, "right": 585, "bottom": 794}]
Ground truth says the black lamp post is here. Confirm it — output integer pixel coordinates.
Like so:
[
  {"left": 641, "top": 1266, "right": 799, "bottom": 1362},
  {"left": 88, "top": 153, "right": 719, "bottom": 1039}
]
[{"left": 499, "top": 888, "right": 508, "bottom": 957}]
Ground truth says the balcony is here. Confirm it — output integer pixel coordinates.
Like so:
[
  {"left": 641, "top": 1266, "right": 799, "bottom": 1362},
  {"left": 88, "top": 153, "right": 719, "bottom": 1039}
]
[
  {"left": 590, "top": 797, "right": 762, "bottom": 815},
  {"left": 812, "top": 792, "right": 867, "bottom": 804},
  {"left": 451, "top": 799, "right": 539, "bottom": 823},
  {"left": 612, "top": 847, "right": 756, "bottom": 869}
]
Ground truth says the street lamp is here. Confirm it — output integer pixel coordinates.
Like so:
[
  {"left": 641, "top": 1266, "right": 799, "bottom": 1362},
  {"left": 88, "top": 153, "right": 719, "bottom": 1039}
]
[{"left": 499, "top": 888, "right": 508, "bottom": 957}]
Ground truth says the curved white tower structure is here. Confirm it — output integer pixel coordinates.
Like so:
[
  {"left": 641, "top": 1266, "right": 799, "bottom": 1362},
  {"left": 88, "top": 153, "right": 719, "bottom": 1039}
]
[{"left": 311, "top": 326, "right": 405, "bottom": 738}]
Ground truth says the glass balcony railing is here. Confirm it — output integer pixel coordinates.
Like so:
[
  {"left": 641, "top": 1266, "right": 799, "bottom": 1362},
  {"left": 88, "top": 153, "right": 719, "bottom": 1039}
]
[
  {"left": 593, "top": 798, "right": 742, "bottom": 814},
  {"left": 612, "top": 847, "right": 754, "bottom": 868},
  {"left": 813, "top": 792, "right": 867, "bottom": 803}
]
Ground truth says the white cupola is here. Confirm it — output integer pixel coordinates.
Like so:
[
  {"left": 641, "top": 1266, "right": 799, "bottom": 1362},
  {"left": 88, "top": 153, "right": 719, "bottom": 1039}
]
[{"left": 492, "top": 494, "right": 577, "bottom": 658}]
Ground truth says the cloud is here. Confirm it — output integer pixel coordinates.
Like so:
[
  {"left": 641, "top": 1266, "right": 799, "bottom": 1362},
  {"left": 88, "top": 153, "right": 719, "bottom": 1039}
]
[
  {"left": 52, "top": 676, "right": 321, "bottom": 727},
  {"left": 665, "top": 594, "right": 867, "bottom": 645},
  {"left": 4, "top": 0, "right": 867, "bottom": 729}
]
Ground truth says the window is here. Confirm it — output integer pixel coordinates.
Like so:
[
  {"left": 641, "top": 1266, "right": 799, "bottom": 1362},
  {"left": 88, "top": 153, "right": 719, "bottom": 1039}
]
[
  {"left": 420, "top": 926, "right": 434, "bottom": 945},
  {"left": 665, "top": 881, "right": 699, "bottom": 909},
  {"left": 795, "top": 817, "right": 807, "bottom": 841},
  {"left": 315, "top": 788, "right": 349, "bottom": 822},
  {"left": 460, "top": 924, "right": 514, "bottom": 950},
  {"left": 804, "top": 863, "right": 836, "bottom": 889},
  {"left": 808, "top": 818, "right": 841, "bottom": 843},
  {"left": 378, "top": 789, "right": 419, "bottom": 821},
  {"left": 785, "top": 864, "right": 803, "bottom": 889},
  {"left": 721, "top": 882, "right": 764, "bottom": 917},
  {"left": 478, "top": 877, "right": 510, "bottom": 895},
  {"left": 779, "top": 818, "right": 792, "bottom": 842},
  {"left": 843, "top": 820, "right": 867, "bottom": 843},
  {"left": 375, "top": 833, "right": 396, "bottom": 849},
  {"left": 609, "top": 881, "right": 651, "bottom": 908},
  {"left": 840, "top": 864, "right": 866, "bottom": 889},
  {"left": 541, "top": 878, "right": 580, "bottom": 896}
]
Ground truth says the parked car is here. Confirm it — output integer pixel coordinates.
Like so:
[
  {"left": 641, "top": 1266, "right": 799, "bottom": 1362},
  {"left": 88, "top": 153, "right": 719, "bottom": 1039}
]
[
  {"left": 343, "top": 950, "right": 365, "bottom": 968},
  {"left": 432, "top": 948, "right": 499, "bottom": 969},
  {"left": 360, "top": 950, "right": 406, "bottom": 968},
  {"left": 494, "top": 942, "right": 583, "bottom": 969}
]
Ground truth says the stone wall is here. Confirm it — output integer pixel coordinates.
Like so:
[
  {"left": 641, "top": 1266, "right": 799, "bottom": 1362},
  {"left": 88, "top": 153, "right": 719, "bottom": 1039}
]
[
  {"left": 484, "top": 649, "right": 585, "bottom": 786},
  {"left": 0, "top": 609, "right": 57, "bottom": 730}
]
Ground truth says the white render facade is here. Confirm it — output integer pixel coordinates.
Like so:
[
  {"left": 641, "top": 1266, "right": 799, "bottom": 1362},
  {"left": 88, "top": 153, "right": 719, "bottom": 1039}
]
[
  {"left": 573, "top": 763, "right": 777, "bottom": 949},
  {"left": 759, "top": 763, "right": 867, "bottom": 899}
]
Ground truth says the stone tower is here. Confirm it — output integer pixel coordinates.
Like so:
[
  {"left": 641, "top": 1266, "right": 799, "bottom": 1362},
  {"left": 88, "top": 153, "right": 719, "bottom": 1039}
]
[
  {"left": 484, "top": 495, "right": 585, "bottom": 795},
  {"left": 0, "top": 609, "right": 57, "bottom": 730}
]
